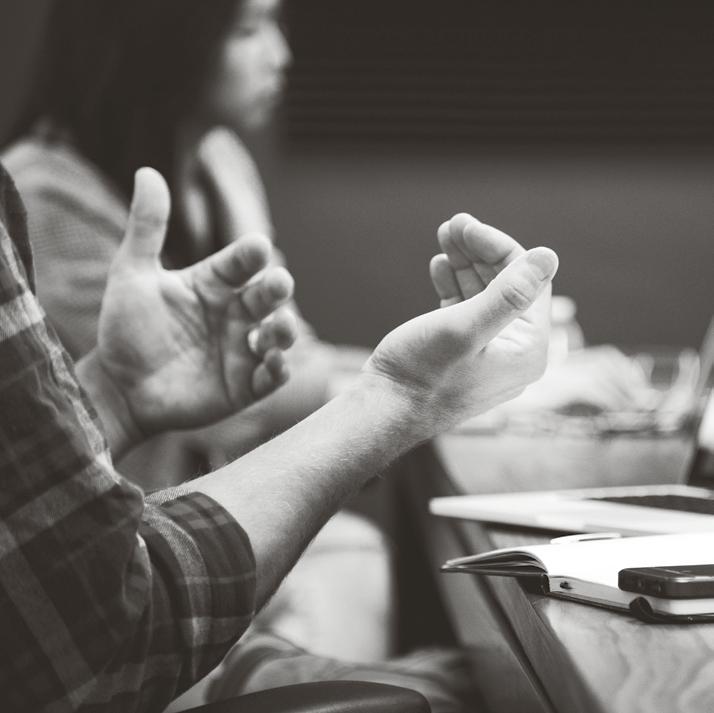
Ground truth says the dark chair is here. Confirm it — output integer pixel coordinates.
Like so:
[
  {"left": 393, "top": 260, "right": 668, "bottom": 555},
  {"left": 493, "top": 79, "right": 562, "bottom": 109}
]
[{"left": 183, "top": 681, "right": 430, "bottom": 713}]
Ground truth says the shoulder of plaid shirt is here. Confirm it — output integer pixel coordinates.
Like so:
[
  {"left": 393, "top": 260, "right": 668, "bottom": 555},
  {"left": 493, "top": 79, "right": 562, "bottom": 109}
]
[{"left": 0, "top": 162, "right": 256, "bottom": 713}]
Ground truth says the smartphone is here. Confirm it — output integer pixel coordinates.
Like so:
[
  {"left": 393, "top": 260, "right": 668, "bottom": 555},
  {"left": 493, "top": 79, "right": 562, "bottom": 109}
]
[{"left": 619, "top": 564, "right": 714, "bottom": 599}]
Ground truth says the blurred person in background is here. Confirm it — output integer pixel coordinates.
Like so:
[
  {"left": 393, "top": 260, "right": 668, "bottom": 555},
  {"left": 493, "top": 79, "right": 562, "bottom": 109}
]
[{"left": 5, "top": 0, "right": 357, "bottom": 484}]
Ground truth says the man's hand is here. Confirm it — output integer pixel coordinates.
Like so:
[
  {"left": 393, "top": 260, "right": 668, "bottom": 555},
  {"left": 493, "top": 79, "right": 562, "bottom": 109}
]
[
  {"left": 189, "top": 213, "right": 556, "bottom": 605},
  {"left": 364, "top": 214, "right": 557, "bottom": 435},
  {"left": 431, "top": 212, "right": 527, "bottom": 305},
  {"left": 87, "top": 168, "right": 297, "bottom": 448}
]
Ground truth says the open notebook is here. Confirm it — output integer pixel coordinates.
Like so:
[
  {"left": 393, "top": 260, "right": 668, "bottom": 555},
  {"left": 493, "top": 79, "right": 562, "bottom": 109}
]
[{"left": 442, "top": 533, "right": 714, "bottom": 622}]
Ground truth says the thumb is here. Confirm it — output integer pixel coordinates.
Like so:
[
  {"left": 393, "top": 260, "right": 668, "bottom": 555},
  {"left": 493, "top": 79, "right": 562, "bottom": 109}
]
[
  {"left": 119, "top": 168, "right": 171, "bottom": 266},
  {"left": 447, "top": 247, "right": 559, "bottom": 347}
]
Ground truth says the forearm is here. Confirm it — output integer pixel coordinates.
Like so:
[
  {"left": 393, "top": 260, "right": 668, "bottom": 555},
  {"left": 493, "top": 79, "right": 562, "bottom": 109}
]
[{"left": 187, "top": 374, "right": 426, "bottom": 607}]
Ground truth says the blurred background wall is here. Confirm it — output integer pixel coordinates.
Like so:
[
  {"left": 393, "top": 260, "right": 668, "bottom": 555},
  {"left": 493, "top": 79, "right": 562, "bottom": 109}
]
[
  {"left": 1, "top": 0, "right": 712, "bottom": 349},
  {"left": 0, "top": 1, "right": 52, "bottom": 139}
]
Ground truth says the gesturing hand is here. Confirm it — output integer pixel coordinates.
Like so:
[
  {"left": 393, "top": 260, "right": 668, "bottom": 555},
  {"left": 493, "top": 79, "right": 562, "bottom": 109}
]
[
  {"left": 95, "top": 168, "right": 297, "bottom": 439},
  {"left": 364, "top": 214, "right": 557, "bottom": 435},
  {"left": 431, "top": 213, "right": 529, "bottom": 306}
]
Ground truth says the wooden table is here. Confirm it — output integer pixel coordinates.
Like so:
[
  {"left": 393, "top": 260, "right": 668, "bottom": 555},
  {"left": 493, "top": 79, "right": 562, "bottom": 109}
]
[{"left": 401, "top": 429, "right": 714, "bottom": 713}]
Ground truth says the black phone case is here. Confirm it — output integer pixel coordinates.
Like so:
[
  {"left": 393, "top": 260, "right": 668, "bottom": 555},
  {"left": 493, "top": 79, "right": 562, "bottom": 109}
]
[{"left": 628, "top": 597, "right": 714, "bottom": 624}]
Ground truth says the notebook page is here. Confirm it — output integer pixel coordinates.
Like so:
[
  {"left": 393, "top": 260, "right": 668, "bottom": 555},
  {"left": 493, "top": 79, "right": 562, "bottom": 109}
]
[{"left": 520, "top": 532, "right": 714, "bottom": 588}]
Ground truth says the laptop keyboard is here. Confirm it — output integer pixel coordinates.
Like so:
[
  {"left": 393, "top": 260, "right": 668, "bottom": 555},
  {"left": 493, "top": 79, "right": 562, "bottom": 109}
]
[{"left": 593, "top": 494, "right": 714, "bottom": 515}]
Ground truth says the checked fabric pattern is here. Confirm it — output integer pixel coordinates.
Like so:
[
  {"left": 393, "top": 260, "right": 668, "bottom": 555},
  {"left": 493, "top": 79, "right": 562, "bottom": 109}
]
[{"left": 0, "top": 163, "right": 256, "bottom": 713}]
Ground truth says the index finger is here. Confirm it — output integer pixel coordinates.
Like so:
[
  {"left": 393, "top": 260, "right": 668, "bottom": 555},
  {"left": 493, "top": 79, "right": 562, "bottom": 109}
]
[
  {"left": 438, "top": 215, "right": 486, "bottom": 298},
  {"left": 190, "top": 233, "right": 273, "bottom": 295},
  {"left": 459, "top": 218, "right": 526, "bottom": 281},
  {"left": 438, "top": 213, "right": 527, "bottom": 297}
]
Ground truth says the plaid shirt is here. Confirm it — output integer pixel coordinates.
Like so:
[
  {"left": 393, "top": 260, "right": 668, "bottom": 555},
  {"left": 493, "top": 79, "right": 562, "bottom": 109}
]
[{"left": 0, "top": 163, "right": 256, "bottom": 713}]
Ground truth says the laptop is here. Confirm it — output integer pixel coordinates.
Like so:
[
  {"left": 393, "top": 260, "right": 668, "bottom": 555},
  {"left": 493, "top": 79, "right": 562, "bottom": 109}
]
[{"left": 430, "top": 318, "right": 714, "bottom": 536}]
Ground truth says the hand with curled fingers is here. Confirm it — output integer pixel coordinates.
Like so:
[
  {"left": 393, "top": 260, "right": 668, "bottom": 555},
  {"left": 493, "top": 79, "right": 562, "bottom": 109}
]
[
  {"left": 432, "top": 215, "right": 660, "bottom": 416},
  {"left": 364, "top": 213, "right": 558, "bottom": 435},
  {"left": 95, "top": 168, "right": 298, "bottom": 437}
]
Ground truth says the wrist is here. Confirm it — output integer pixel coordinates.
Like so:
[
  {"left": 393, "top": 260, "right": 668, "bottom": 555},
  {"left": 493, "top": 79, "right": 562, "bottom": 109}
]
[
  {"left": 75, "top": 351, "right": 143, "bottom": 458},
  {"left": 348, "top": 370, "right": 437, "bottom": 447}
]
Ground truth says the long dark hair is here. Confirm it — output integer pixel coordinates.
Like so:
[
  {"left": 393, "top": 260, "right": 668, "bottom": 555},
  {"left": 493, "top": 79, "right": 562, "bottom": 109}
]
[{"left": 14, "top": 0, "right": 241, "bottom": 264}]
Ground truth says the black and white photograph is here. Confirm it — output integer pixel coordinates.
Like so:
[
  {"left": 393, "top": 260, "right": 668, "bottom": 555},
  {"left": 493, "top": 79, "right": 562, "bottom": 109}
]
[{"left": 0, "top": 1, "right": 712, "bottom": 712}]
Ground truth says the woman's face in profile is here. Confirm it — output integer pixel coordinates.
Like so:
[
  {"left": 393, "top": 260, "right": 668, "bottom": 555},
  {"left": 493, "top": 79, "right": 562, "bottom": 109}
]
[{"left": 207, "top": 0, "right": 292, "bottom": 131}]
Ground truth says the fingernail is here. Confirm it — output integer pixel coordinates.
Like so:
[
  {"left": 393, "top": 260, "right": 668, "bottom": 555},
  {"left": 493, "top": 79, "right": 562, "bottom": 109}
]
[{"left": 525, "top": 248, "right": 559, "bottom": 280}]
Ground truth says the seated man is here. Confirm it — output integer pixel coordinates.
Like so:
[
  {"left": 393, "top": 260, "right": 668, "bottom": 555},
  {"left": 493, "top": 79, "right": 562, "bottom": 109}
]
[{"left": 0, "top": 164, "right": 557, "bottom": 712}]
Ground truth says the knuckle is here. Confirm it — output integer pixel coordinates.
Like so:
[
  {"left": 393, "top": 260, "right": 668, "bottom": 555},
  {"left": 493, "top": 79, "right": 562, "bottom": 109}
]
[
  {"left": 133, "top": 209, "right": 166, "bottom": 233},
  {"left": 256, "top": 290, "right": 272, "bottom": 314},
  {"left": 236, "top": 243, "right": 268, "bottom": 272},
  {"left": 498, "top": 280, "right": 533, "bottom": 312},
  {"left": 267, "top": 269, "right": 294, "bottom": 299},
  {"left": 276, "top": 324, "right": 296, "bottom": 349}
]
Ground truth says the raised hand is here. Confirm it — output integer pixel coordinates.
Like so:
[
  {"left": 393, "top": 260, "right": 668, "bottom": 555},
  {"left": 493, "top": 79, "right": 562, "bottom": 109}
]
[
  {"left": 364, "top": 215, "right": 557, "bottom": 435},
  {"left": 430, "top": 212, "right": 527, "bottom": 305},
  {"left": 94, "top": 168, "right": 297, "bottom": 439},
  {"left": 432, "top": 215, "right": 662, "bottom": 416}
]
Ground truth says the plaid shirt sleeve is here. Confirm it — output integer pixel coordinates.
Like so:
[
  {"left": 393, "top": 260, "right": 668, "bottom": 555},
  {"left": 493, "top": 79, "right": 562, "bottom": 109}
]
[{"left": 0, "top": 165, "right": 256, "bottom": 713}]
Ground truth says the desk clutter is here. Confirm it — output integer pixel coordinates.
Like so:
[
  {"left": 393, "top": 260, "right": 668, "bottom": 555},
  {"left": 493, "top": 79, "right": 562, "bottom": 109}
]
[
  {"left": 441, "top": 532, "right": 714, "bottom": 623},
  {"left": 455, "top": 346, "right": 703, "bottom": 438},
  {"left": 456, "top": 312, "right": 713, "bottom": 439}
]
